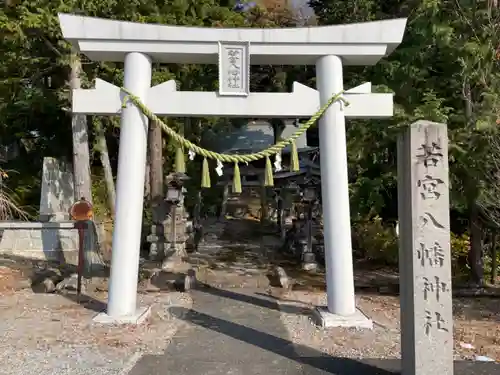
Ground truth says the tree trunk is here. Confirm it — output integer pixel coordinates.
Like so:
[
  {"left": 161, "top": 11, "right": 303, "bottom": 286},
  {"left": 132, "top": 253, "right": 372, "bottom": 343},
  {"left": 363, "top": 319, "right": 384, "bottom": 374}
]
[
  {"left": 277, "top": 193, "right": 286, "bottom": 239},
  {"left": 488, "top": 0, "right": 498, "bottom": 16},
  {"left": 144, "top": 159, "right": 151, "bottom": 199},
  {"left": 194, "top": 190, "right": 202, "bottom": 223},
  {"left": 492, "top": 232, "right": 498, "bottom": 285},
  {"left": 463, "top": 81, "right": 484, "bottom": 286},
  {"left": 69, "top": 52, "right": 92, "bottom": 203},
  {"left": 149, "top": 120, "right": 164, "bottom": 223},
  {"left": 260, "top": 176, "right": 268, "bottom": 224},
  {"left": 270, "top": 118, "right": 286, "bottom": 144},
  {"left": 94, "top": 119, "right": 116, "bottom": 216},
  {"left": 147, "top": 119, "right": 164, "bottom": 260},
  {"left": 469, "top": 202, "right": 484, "bottom": 286},
  {"left": 220, "top": 183, "right": 229, "bottom": 220},
  {"left": 69, "top": 53, "right": 106, "bottom": 273}
]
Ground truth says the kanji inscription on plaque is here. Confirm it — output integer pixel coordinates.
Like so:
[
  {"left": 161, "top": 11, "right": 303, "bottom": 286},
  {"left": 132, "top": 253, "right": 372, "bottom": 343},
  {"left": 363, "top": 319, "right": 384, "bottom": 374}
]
[{"left": 218, "top": 41, "right": 250, "bottom": 96}]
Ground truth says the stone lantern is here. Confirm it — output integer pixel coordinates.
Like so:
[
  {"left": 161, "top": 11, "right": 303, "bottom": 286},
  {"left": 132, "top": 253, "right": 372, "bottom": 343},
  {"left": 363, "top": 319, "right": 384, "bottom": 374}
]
[{"left": 163, "top": 172, "right": 190, "bottom": 260}]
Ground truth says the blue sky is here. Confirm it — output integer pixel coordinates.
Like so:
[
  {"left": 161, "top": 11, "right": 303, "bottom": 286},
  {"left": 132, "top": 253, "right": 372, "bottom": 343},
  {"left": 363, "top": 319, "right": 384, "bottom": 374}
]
[{"left": 289, "top": 0, "right": 314, "bottom": 20}]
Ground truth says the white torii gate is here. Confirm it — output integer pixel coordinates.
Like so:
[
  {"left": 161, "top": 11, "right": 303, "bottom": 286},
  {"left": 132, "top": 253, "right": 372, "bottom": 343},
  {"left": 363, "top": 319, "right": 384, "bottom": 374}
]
[{"left": 58, "top": 13, "right": 407, "bottom": 326}]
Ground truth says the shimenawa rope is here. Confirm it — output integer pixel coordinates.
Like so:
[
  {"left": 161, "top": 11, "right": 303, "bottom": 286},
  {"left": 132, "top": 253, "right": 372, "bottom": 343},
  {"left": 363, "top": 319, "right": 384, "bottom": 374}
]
[{"left": 120, "top": 87, "right": 348, "bottom": 192}]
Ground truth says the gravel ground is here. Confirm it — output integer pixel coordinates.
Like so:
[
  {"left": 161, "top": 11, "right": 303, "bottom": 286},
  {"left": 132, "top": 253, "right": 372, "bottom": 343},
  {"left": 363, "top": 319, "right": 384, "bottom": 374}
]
[
  {"left": 0, "top": 289, "right": 192, "bottom": 375},
  {"left": 276, "top": 291, "right": 500, "bottom": 362},
  {"left": 276, "top": 292, "right": 401, "bottom": 359}
]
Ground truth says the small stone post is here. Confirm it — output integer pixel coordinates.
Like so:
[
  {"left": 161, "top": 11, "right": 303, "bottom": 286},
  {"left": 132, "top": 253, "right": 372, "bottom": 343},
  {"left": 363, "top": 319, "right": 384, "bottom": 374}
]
[{"left": 397, "top": 120, "right": 453, "bottom": 375}]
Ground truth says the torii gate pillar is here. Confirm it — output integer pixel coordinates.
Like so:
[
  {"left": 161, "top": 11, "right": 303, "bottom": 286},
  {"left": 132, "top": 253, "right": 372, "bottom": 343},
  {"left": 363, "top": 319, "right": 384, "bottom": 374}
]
[
  {"left": 58, "top": 13, "right": 407, "bottom": 327},
  {"left": 106, "top": 52, "right": 152, "bottom": 322},
  {"left": 316, "top": 55, "right": 357, "bottom": 318}
]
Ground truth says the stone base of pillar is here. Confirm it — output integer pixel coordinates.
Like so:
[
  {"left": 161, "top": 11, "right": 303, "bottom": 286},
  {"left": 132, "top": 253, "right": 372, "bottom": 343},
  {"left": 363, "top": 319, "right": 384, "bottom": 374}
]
[
  {"left": 312, "top": 306, "right": 373, "bottom": 329},
  {"left": 92, "top": 306, "right": 151, "bottom": 325}
]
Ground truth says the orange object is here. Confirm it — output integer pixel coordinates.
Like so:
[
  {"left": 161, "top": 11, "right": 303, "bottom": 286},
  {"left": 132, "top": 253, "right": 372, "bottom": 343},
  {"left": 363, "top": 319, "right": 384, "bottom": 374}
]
[{"left": 70, "top": 197, "right": 93, "bottom": 221}]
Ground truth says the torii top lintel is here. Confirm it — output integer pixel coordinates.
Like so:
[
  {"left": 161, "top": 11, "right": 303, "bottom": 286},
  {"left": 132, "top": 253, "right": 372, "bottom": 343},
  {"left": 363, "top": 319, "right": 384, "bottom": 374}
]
[{"left": 58, "top": 13, "right": 407, "bottom": 66}]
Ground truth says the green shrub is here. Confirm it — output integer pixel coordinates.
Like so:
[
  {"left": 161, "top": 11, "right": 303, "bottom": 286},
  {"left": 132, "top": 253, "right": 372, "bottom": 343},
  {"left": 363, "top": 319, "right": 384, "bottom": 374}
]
[
  {"left": 91, "top": 174, "right": 111, "bottom": 220},
  {"left": 0, "top": 168, "right": 30, "bottom": 220},
  {"left": 450, "top": 232, "right": 470, "bottom": 278},
  {"left": 352, "top": 218, "right": 472, "bottom": 271},
  {"left": 352, "top": 216, "right": 399, "bottom": 265}
]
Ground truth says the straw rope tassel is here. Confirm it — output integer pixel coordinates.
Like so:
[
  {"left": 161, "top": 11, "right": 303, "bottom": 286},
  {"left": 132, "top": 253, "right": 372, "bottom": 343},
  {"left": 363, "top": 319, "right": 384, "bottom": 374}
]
[
  {"left": 201, "top": 157, "right": 211, "bottom": 188},
  {"left": 232, "top": 162, "right": 242, "bottom": 194},
  {"left": 290, "top": 140, "right": 300, "bottom": 172},
  {"left": 264, "top": 156, "right": 274, "bottom": 187},
  {"left": 175, "top": 145, "right": 186, "bottom": 173}
]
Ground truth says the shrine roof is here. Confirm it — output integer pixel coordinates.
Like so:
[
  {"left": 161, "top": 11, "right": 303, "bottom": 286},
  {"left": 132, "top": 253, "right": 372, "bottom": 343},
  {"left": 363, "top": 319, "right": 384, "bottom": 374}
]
[
  {"left": 58, "top": 14, "right": 407, "bottom": 65},
  {"left": 210, "top": 120, "right": 308, "bottom": 154}
]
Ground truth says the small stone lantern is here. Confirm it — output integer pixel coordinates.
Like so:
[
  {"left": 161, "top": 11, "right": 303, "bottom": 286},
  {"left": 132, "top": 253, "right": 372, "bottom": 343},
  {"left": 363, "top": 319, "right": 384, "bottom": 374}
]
[{"left": 166, "top": 174, "right": 186, "bottom": 204}]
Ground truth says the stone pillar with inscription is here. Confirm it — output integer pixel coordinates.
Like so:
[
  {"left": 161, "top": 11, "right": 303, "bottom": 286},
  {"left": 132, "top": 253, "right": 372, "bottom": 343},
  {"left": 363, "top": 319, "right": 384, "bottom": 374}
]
[{"left": 397, "top": 120, "right": 453, "bottom": 375}]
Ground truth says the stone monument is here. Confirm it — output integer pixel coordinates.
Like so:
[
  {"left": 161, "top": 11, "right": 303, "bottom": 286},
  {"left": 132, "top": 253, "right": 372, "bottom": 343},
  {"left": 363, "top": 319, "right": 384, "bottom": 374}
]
[
  {"left": 397, "top": 120, "right": 453, "bottom": 375},
  {"left": 39, "top": 157, "right": 75, "bottom": 221},
  {"left": 0, "top": 157, "right": 79, "bottom": 263}
]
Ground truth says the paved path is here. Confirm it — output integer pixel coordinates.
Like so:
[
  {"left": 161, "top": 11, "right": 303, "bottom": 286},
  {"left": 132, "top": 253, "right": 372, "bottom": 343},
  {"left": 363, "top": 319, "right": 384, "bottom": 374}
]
[{"left": 128, "top": 286, "right": 498, "bottom": 375}]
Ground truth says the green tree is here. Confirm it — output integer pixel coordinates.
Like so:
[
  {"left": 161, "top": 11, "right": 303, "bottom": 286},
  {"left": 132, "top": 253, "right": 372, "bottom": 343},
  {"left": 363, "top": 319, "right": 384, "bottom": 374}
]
[{"left": 309, "top": 0, "right": 500, "bottom": 282}]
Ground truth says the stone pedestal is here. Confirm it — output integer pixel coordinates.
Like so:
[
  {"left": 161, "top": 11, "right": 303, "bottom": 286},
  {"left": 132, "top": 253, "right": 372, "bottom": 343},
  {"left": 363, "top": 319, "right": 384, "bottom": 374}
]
[
  {"left": 0, "top": 221, "right": 105, "bottom": 277},
  {"left": 0, "top": 221, "right": 79, "bottom": 263},
  {"left": 312, "top": 307, "right": 374, "bottom": 329},
  {"left": 93, "top": 306, "right": 151, "bottom": 325}
]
